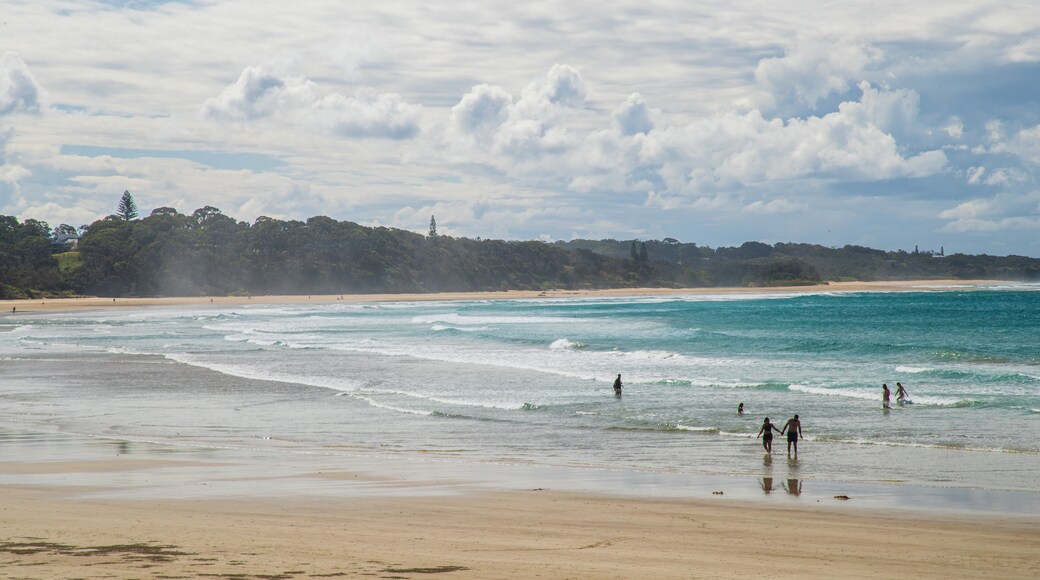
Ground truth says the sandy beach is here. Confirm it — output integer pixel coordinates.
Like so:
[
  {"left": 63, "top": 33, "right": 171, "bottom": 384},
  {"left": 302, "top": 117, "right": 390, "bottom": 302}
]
[
  {"left": 3, "top": 471, "right": 1038, "bottom": 579},
  {"left": 3, "top": 279, "right": 1038, "bottom": 579},
  {"left": 1, "top": 279, "right": 1014, "bottom": 314}
]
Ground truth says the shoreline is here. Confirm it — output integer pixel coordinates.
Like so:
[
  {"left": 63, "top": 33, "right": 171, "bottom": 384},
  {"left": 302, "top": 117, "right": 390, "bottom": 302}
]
[{"left": 0, "top": 279, "right": 1022, "bottom": 314}]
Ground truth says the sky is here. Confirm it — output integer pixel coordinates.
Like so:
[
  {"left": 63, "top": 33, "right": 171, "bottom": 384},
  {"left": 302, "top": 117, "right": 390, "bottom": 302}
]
[{"left": 2, "top": 1, "right": 1040, "bottom": 255}]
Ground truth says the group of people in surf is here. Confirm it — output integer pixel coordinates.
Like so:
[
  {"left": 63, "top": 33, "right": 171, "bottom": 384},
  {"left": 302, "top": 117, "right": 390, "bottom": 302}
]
[
  {"left": 612, "top": 376, "right": 905, "bottom": 456},
  {"left": 882, "top": 382, "right": 911, "bottom": 409},
  {"left": 755, "top": 413, "right": 802, "bottom": 455}
]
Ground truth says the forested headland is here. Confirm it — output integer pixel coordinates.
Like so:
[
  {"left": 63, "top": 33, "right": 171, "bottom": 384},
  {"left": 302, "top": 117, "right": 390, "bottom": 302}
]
[{"left": 3, "top": 196, "right": 1040, "bottom": 299}]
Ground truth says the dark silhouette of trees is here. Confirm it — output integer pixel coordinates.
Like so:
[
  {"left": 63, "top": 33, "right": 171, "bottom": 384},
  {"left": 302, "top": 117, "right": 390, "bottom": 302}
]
[{"left": 2, "top": 203, "right": 1040, "bottom": 299}]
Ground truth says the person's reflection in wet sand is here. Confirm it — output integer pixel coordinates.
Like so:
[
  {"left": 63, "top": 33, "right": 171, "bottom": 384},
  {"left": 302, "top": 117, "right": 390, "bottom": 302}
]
[
  {"left": 783, "top": 478, "right": 802, "bottom": 496},
  {"left": 761, "top": 477, "right": 774, "bottom": 494}
]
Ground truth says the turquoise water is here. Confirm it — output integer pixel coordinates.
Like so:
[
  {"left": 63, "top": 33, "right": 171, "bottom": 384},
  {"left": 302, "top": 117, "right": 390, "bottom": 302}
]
[{"left": 2, "top": 286, "right": 1039, "bottom": 493}]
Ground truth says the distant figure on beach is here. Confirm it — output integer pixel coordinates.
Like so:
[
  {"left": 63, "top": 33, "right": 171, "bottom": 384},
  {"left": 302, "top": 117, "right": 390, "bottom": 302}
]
[
  {"left": 882, "top": 383, "right": 891, "bottom": 409},
  {"left": 758, "top": 417, "right": 781, "bottom": 453},
  {"left": 613, "top": 374, "right": 623, "bottom": 396},
  {"left": 738, "top": 402, "right": 744, "bottom": 415},
  {"left": 896, "top": 382, "right": 909, "bottom": 402},
  {"left": 781, "top": 414, "right": 802, "bottom": 455}
]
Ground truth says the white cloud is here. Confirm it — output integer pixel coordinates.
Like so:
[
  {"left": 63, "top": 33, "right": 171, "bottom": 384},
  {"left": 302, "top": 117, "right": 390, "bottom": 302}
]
[
  {"left": 203, "top": 66, "right": 420, "bottom": 139},
  {"left": 944, "top": 117, "right": 964, "bottom": 139},
  {"left": 754, "top": 39, "right": 884, "bottom": 110},
  {"left": 611, "top": 93, "right": 655, "bottom": 136},
  {"left": 16, "top": 201, "right": 96, "bottom": 229},
  {"left": 451, "top": 83, "right": 512, "bottom": 137},
  {"left": 1005, "top": 124, "right": 1040, "bottom": 166},
  {"left": 492, "top": 64, "right": 587, "bottom": 157},
  {"left": 984, "top": 167, "right": 1026, "bottom": 186},
  {"left": 201, "top": 66, "right": 307, "bottom": 121},
  {"left": 939, "top": 191, "right": 1040, "bottom": 233},
  {"left": 316, "top": 88, "right": 421, "bottom": 139},
  {"left": 636, "top": 84, "right": 946, "bottom": 203},
  {"left": 0, "top": 52, "right": 42, "bottom": 115},
  {"left": 1003, "top": 38, "right": 1040, "bottom": 63},
  {"left": 743, "top": 199, "right": 805, "bottom": 214},
  {"left": 444, "top": 72, "right": 945, "bottom": 208},
  {"left": 521, "top": 63, "right": 587, "bottom": 110},
  {"left": 939, "top": 199, "right": 994, "bottom": 220},
  {"left": 940, "top": 215, "right": 1040, "bottom": 233}
]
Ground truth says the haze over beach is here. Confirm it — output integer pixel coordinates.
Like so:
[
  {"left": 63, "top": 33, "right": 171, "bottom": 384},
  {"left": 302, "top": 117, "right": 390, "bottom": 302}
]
[{"left": 2, "top": 1, "right": 1040, "bottom": 256}]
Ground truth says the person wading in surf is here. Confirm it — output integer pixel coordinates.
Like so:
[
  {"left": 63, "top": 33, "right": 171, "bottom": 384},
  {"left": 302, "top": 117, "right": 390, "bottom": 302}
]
[
  {"left": 758, "top": 417, "right": 781, "bottom": 453},
  {"left": 613, "top": 374, "right": 623, "bottom": 396},
  {"left": 896, "top": 382, "right": 909, "bottom": 403},
  {"left": 781, "top": 414, "right": 802, "bottom": 456}
]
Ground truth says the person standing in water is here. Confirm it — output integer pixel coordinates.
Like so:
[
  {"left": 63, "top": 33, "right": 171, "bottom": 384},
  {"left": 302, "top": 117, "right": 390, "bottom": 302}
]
[
  {"left": 896, "top": 382, "right": 909, "bottom": 402},
  {"left": 757, "top": 417, "right": 781, "bottom": 453},
  {"left": 738, "top": 402, "right": 744, "bottom": 415},
  {"left": 882, "top": 383, "right": 891, "bottom": 409},
  {"left": 613, "top": 374, "right": 623, "bottom": 396},
  {"left": 781, "top": 414, "right": 802, "bottom": 455}
]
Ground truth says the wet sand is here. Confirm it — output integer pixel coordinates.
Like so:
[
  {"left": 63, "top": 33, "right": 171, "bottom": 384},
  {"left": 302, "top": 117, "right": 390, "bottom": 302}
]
[{"left": 3, "top": 477, "right": 1038, "bottom": 579}]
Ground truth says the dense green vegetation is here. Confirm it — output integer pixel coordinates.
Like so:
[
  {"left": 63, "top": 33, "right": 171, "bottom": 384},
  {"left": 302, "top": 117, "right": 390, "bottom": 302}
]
[
  {"left": 556, "top": 239, "right": 1040, "bottom": 284},
  {"left": 2, "top": 198, "right": 1039, "bottom": 299}
]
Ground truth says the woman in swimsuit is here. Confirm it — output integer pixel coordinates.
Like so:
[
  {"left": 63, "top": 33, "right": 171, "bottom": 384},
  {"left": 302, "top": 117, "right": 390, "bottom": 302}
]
[
  {"left": 757, "top": 417, "right": 781, "bottom": 453},
  {"left": 896, "top": 382, "right": 909, "bottom": 402}
]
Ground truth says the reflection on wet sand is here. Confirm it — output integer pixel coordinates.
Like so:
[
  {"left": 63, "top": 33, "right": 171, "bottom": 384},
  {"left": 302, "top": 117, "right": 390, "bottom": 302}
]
[
  {"left": 761, "top": 477, "right": 773, "bottom": 494},
  {"left": 784, "top": 479, "right": 802, "bottom": 496}
]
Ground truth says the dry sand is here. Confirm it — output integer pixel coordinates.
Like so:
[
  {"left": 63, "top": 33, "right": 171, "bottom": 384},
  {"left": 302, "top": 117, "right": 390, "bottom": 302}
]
[
  {"left": 2, "top": 482, "right": 1038, "bottom": 579},
  {"left": 1, "top": 279, "right": 1014, "bottom": 314}
]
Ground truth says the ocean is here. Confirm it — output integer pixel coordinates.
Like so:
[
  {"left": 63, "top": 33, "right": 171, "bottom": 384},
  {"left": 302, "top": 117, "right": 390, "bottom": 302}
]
[{"left": 2, "top": 285, "right": 1039, "bottom": 501}]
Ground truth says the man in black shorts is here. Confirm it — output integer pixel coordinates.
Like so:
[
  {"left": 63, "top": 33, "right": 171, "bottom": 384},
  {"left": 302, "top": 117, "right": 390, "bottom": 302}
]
[{"left": 781, "top": 414, "right": 802, "bottom": 456}]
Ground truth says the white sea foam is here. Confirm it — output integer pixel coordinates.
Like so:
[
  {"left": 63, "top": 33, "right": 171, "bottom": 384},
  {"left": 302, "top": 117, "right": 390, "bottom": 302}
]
[
  {"left": 430, "top": 324, "right": 490, "bottom": 332},
  {"left": 163, "top": 352, "right": 365, "bottom": 392},
  {"left": 788, "top": 384, "right": 965, "bottom": 406},
  {"left": 339, "top": 394, "right": 434, "bottom": 416},
  {"left": 549, "top": 338, "right": 585, "bottom": 350},
  {"left": 895, "top": 366, "right": 933, "bottom": 374},
  {"left": 788, "top": 384, "right": 887, "bottom": 402},
  {"left": 411, "top": 313, "right": 585, "bottom": 325},
  {"left": 674, "top": 424, "right": 717, "bottom": 432}
]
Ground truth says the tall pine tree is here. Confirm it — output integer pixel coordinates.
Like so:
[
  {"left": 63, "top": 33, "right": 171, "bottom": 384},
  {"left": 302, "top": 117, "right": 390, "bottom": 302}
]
[{"left": 117, "top": 190, "right": 138, "bottom": 221}]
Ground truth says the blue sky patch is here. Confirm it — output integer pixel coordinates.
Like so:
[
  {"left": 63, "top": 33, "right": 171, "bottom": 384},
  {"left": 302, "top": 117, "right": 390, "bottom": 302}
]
[{"left": 61, "top": 145, "right": 285, "bottom": 172}]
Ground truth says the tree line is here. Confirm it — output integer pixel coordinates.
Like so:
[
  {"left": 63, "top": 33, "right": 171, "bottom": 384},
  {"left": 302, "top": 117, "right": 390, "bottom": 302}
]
[{"left": 2, "top": 195, "right": 1038, "bottom": 299}]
